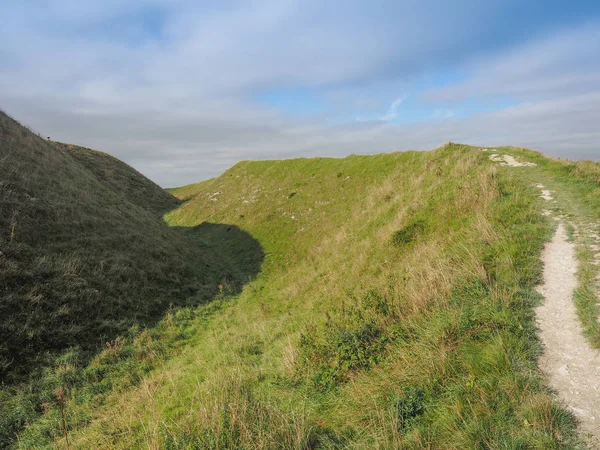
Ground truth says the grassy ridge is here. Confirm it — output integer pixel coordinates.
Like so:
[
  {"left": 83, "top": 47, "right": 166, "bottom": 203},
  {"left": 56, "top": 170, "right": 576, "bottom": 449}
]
[
  {"left": 0, "top": 112, "right": 263, "bottom": 445},
  {"left": 14, "top": 145, "right": 582, "bottom": 448}
]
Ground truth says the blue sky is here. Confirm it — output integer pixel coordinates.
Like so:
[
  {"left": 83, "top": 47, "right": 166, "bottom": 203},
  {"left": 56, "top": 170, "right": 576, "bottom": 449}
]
[{"left": 0, "top": 0, "right": 599, "bottom": 186}]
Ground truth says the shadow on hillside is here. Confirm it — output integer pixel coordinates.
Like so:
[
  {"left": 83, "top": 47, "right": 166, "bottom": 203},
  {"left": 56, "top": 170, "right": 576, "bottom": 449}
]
[
  {"left": 110, "top": 220, "right": 265, "bottom": 338},
  {"left": 1, "top": 221, "right": 264, "bottom": 383},
  {"left": 0, "top": 220, "right": 264, "bottom": 445},
  {"left": 185, "top": 222, "right": 265, "bottom": 294}
]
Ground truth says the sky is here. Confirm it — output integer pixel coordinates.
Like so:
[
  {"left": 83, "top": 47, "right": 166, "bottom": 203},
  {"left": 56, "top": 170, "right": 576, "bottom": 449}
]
[{"left": 1, "top": 1, "right": 599, "bottom": 187}]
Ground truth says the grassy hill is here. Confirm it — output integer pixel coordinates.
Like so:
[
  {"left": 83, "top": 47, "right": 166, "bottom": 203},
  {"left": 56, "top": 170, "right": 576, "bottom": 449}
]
[
  {"left": 2, "top": 111, "right": 598, "bottom": 448},
  {"left": 0, "top": 112, "right": 264, "bottom": 444}
]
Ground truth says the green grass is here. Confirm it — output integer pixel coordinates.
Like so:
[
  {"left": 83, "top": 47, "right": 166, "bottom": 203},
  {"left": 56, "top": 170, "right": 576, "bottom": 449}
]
[
  {"left": 7, "top": 143, "right": 586, "bottom": 449},
  {"left": 3, "top": 114, "right": 596, "bottom": 448}
]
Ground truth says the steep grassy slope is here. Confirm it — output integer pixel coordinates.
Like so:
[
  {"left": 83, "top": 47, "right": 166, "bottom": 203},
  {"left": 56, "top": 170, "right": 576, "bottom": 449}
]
[
  {"left": 0, "top": 111, "right": 262, "bottom": 381},
  {"left": 59, "top": 142, "right": 180, "bottom": 216},
  {"left": 13, "top": 144, "right": 586, "bottom": 448}
]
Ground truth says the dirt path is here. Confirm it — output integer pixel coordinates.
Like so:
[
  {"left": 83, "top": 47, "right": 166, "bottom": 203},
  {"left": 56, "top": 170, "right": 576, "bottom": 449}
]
[
  {"left": 488, "top": 153, "right": 537, "bottom": 167},
  {"left": 536, "top": 222, "right": 600, "bottom": 448},
  {"left": 486, "top": 152, "right": 600, "bottom": 447}
]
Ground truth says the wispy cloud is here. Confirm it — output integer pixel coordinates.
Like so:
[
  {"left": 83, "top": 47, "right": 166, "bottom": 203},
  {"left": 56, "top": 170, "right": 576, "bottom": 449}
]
[
  {"left": 353, "top": 95, "right": 408, "bottom": 122},
  {"left": 380, "top": 95, "right": 408, "bottom": 121}
]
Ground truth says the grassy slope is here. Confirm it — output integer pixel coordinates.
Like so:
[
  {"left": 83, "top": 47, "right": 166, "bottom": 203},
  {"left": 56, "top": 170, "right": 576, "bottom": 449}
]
[
  {"left": 0, "top": 112, "right": 263, "bottom": 445},
  {"left": 15, "top": 144, "right": 586, "bottom": 448}
]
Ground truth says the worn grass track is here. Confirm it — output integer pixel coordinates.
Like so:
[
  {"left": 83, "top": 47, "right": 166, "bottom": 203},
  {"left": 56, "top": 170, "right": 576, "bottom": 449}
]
[
  {"left": 490, "top": 147, "right": 600, "bottom": 349},
  {"left": 486, "top": 147, "right": 600, "bottom": 448}
]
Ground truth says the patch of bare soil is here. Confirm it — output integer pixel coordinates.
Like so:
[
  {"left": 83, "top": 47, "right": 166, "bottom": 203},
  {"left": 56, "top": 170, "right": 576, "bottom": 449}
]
[{"left": 488, "top": 153, "right": 537, "bottom": 167}]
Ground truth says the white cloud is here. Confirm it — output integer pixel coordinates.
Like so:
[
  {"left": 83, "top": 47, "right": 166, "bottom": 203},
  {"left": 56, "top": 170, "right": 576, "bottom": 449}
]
[
  {"left": 0, "top": 1, "right": 598, "bottom": 187},
  {"left": 5, "top": 90, "right": 597, "bottom": 187},
  {"left": 426, "top": 23, "right": 600, "bottom": 102}
]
